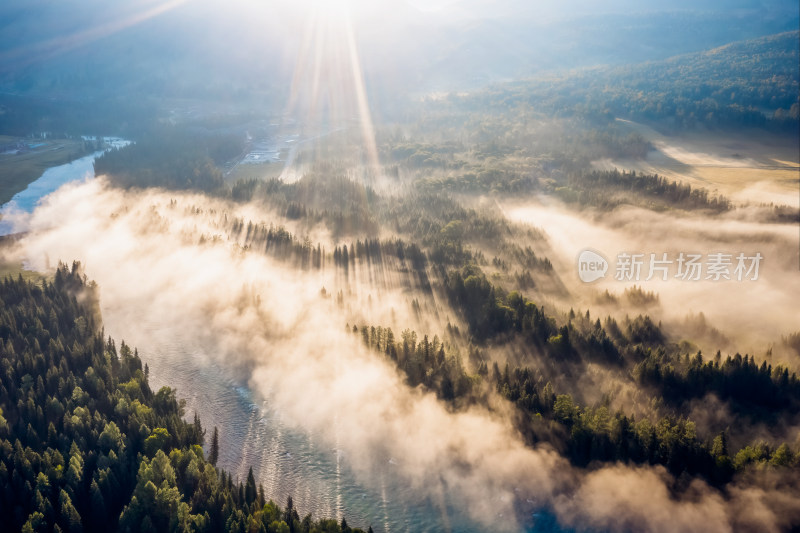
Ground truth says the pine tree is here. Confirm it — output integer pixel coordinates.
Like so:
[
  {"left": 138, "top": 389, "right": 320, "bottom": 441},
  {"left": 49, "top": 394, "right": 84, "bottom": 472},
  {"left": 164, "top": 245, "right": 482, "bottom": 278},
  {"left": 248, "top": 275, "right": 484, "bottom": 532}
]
[
  {"left": 209, "top": 426, "right": 219, "bottom": 466},
  {"left": 284, "top": 496, "right": 297, "bottom": 531},
  {"left": 245, "top": 467, "right": 257, "bottom": 505}
]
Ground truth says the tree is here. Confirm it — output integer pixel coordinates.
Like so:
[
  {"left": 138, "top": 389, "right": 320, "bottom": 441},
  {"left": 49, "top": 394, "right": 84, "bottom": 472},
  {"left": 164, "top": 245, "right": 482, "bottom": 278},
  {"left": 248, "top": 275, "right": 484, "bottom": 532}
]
[
  {"left": 209, "top": 426, "right": 219, "bottom": 466},
  {"left": 143, "top": 427, "right": 171, "bottom": 457},
  {"left": 245, "top": 467, "right": 257, "bottom": 505},
  {"left": 771, "top": 443, "right": 794, "bottom": 467},
  {"left": 712, "top": 431, "right": 729, "bottom": 458},
  {"left": 59, "top": 490, "right": 83, "bottom": 533},
  {"left": 21, "top": 512, "right": 45, "bottom": 533},
  {"left": 119, "top": 450, "right": 197, "bottom": 532},
  {"left": 284, "top": 495, "right": 295, "bottom": 529}
]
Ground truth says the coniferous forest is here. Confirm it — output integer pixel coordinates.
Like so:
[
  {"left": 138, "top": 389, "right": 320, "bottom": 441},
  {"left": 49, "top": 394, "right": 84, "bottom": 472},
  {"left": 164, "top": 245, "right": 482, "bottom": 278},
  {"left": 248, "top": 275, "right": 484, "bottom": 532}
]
[
  {"left": 0, "top": 264, "right": 370, "bottom": 533},
  {"left": 1, "top": 1, "right": 799, "bottom": 532}
]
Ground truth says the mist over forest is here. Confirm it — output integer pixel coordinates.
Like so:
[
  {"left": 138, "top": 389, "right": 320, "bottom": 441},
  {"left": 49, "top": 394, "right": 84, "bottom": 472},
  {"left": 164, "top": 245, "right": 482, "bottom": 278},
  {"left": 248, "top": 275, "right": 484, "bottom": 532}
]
[{"left": 0, "top": 1, "right": 799, "bottom": 532}]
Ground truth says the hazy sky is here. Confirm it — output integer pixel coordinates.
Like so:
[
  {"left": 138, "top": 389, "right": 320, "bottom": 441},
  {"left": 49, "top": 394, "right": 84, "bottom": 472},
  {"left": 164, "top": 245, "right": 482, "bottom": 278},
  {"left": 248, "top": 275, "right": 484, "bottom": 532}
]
[{"left": 1, "top": 0, "right": 797, "bottom": 101}]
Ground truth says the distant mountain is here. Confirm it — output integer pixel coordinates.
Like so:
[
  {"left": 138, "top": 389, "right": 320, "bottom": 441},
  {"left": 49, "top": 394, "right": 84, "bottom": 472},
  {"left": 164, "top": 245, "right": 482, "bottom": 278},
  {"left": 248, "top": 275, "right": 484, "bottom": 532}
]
[
  {"left": 456, "top": 30, "right": 800, "bottom": 130},
  {"left": 0, "top": 0, "right": 797, "bottom": 126}
]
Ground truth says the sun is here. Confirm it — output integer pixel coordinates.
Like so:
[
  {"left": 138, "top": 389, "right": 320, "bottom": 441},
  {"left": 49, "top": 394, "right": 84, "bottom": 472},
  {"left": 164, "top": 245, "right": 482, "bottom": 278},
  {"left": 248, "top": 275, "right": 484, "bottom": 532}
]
[{"left": 310, "top": 0, "right": 353, "bottom": 17}]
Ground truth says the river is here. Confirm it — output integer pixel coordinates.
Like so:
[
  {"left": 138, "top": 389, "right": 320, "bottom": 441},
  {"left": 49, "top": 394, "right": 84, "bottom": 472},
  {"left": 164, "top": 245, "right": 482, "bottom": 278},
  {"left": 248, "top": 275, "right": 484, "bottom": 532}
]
[
  {"left": 0, "top": 138, "right": 128, "bottom": 235},
  {"left": 0, "top": 149, "right": 562, "bottom": 533}
]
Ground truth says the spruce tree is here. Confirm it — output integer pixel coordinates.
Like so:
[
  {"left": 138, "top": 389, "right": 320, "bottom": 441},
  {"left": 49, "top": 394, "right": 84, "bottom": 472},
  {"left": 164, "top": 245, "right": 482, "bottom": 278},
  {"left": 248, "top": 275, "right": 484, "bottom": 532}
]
[{"left": 209, "top": 426, "right": 219, "bottom": 466}]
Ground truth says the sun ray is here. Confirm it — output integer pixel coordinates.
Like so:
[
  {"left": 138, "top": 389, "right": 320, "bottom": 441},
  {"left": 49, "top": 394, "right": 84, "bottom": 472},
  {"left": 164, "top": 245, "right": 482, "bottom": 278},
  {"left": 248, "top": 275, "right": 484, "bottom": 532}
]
[
  {"left": 280, "top": 1, "right": 381, "bottom": 178},
  {"left": 343, "top": 12, "right": 381, "bottom": 171}
]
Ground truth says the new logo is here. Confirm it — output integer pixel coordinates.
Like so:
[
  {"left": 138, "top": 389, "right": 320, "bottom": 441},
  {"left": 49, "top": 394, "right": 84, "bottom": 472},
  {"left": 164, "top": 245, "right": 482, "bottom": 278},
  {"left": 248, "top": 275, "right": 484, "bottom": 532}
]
[{"left": 577, "top": 249, "right": 608, "bottom": 283}]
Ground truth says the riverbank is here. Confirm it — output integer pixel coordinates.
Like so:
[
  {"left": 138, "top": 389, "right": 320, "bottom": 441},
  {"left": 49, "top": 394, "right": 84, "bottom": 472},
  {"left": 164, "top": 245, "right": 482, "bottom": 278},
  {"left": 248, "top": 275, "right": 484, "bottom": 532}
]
[
  {"left": 0, "top": 135, "right": 94, "bottom": 205},
  {"left": 0, "top": 137, "right": 128, "bottom": 235}
]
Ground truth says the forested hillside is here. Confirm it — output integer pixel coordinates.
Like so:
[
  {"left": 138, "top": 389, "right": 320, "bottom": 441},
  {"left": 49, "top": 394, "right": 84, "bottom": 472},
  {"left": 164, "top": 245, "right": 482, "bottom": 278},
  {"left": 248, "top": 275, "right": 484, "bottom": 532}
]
[
  {"left": 0, "top": 264, "right": 368, "bottom": 533},
  {"left": 93, "top": 129, "right": 244, "bottom": 193},
  {"left": 462, "top": 31, "right": 800, "bottom": 130},
  {"left": 347, "top": 257, "right": 800, "bottom": 483},
  {"left": 213, "top": 166, "right": 800, "bottom": 499}
]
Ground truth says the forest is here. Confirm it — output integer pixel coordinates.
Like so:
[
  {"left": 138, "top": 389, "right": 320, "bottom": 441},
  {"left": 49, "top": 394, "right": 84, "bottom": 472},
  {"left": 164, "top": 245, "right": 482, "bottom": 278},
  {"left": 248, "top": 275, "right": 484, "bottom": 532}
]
[
  {"left": 93, "top": 129, "right": 244, "bottom": 192},
  {"left": 457, "top": 31, "right": 800, "bottom": 131},
  {"left": 2, "top": 5, "right": 799, "bottom": 531},
  {"left": 0, "top": 264, "right": 370, "bottom": 533},
  {"left": 71, "top": 156, "right": 800, "bottom": 500}
]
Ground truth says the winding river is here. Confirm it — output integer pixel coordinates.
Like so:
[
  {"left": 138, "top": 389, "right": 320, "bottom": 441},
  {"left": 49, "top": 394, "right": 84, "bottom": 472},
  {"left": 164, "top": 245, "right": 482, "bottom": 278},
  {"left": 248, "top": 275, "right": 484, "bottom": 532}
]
[
  {"left": 0, "top": 138, "right": 128, "bottom": 235},
  {"left": 0, "top": 149, "right": 560, "bottom": 533}
]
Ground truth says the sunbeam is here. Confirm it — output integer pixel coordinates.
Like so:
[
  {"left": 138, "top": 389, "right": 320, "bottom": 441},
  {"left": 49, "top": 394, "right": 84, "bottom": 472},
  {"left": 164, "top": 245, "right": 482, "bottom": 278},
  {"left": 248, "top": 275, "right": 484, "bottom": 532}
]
[{"left": 282, "top": 0, "right": 380, "bottom": 177}]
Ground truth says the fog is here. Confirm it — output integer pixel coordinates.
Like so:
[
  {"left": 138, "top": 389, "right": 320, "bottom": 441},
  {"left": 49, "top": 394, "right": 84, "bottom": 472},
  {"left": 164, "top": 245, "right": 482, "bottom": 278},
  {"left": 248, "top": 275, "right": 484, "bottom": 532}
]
[
  {"left": 4, "top": 178, "right": 799, "bottom": 531},
  {"left": 501, "top": 198, "right": 800, "bottom": 364},
  {"left": 593, "top": 121, "right": 800, "bottom": 209}
]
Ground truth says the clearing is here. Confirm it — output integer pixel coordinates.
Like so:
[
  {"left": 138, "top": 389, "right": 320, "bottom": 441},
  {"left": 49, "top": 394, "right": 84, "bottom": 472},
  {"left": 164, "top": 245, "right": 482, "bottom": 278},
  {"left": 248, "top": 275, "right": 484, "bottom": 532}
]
[{"left": 593, "top": 120, "right": 800, "bottom": 207}]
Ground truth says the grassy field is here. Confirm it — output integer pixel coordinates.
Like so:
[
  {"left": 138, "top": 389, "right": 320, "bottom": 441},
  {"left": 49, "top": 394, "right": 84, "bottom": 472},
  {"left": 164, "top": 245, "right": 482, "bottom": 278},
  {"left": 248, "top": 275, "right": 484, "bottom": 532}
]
[
  {"left": 0, "top": 136, "right": 90, "bottom": 205},
  {"left": 0, "top": 239, "right": 47, "bottom": 283},
  {"left": 597, "top": 121, "right": 800, "bottom": 207},
  {"left": 0, "top": 260, "right": 46, "bottom": 283}
]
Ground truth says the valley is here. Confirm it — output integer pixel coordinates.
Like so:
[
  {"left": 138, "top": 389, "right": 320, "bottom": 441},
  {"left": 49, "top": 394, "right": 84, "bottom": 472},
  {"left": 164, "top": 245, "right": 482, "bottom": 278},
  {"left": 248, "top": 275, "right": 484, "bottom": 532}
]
[{"left": 0, "top": 2, "right": 798, "bottom": 532}]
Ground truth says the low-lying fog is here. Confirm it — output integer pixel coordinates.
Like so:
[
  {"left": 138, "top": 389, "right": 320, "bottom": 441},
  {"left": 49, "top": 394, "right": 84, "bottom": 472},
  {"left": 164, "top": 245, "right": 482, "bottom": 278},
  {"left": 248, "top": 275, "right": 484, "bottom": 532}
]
[
  {"left": 4, "top": 178, "right": 800, "bottom": 532},
  {"left": 502, "top": 197, "right": 800, "bottom": 365}
]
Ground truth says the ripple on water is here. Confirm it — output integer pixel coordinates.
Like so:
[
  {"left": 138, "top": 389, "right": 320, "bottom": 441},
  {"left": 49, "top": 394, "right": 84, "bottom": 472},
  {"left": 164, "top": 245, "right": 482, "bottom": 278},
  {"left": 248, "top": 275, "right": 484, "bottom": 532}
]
[{"left": 132, "top": 326, "right": 515, "bottom": 532}]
